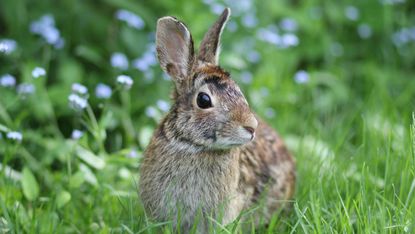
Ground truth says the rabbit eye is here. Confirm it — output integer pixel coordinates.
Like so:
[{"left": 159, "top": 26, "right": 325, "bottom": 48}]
[{"left": 197, "top": 92, "right": 212, "bottom": 109}]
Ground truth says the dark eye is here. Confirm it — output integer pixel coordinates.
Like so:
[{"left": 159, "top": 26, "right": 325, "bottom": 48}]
[{"left": 197, "top": 92, "right": 212, "bottom": 109}]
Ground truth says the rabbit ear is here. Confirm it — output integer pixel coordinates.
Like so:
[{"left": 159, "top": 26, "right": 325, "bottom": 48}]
[
  {"left": 198, "top": 8, "right": 231, "bottom": 65},
  {"left": 156, "top": 16, "right": 194, "bottom": 83}
]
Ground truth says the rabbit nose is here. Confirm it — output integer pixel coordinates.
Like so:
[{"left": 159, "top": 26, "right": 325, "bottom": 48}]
[
  {"left": 243, "top": 115, "right": 258, "bottom": 138},
  {"left": 243, "top": 126, "right": 255, "bottom": 135}
]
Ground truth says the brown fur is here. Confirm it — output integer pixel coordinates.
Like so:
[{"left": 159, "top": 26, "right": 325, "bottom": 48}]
[{"left": 139, "top": 8, "right": 296, "bottom": 234}]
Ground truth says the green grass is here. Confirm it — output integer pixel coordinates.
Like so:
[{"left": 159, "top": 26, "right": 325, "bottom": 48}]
[{"left": 1, "top": 0, "right": 415, "bottom": 233}]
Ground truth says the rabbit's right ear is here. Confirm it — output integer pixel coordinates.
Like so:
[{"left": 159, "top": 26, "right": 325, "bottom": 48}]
[{"left": 156, "top": 17, "right": 194, "bottom": 84}]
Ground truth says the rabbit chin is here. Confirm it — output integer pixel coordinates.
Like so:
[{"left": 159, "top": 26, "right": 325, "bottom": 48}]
[{"left": 211, "top": 130, "right": 254, "bottom": 149}]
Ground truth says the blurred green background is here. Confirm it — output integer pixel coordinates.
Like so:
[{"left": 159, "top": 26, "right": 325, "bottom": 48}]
[{"left": 1, "top": 0, "right": 415, "bottom": 233}]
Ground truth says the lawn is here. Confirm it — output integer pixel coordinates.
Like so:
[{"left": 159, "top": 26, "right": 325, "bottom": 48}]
[{"left": 1, "top": 0, "right": 415, "bottom": 233}]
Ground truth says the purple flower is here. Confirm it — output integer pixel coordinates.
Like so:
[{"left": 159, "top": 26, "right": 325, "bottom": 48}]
[
  {"left": 0, "top": 39, "right": 17, "bottom": 54},
  {"left": 280, "top": 18, "right": 298, "bottom": 32},
  {"left": 345, "top": 6, "right": 359, "bottom": 21},
  {"left": 156, "top": 100, "right": 170, "bottom": 112},
  {"left": 357, "top": 24, "right": 372, "bottom": 39},
  {"left": 95, "top": 83, "right": 112, "bottom": 99},
  {"left": 68, "top": 94, "right": 88, "bottom": 111},
  {"left": 32, "top": 67, "right": 46, "bottom": 78},
  {"left": 71, "top": 83, "right": 88, "bottom": 96},
  {"left": 294, "top": 70, "right": 309, "bottom": 84},
  {"left": 145, "top": 106, "right": 158, "bottom": 118},
  {"left": 71, "top": 129, "right": 84, "bottom": 140},
  {"left": 30, "top": 14, "right": 64, "bottom": 49},
  {"left": 116, "top": 75, "right": 133, "bottom": 90},
  {"left": 241, "top": 13, "right": 258, "bottom": 28},
  {"left": 7, "top": 131, "right": 23, "bottom": 142},
  {"left": 281, "top": 33, "right": 299, "bottom": 47},
  {"left": 115, "top": 9, "right": 145, "bottom": 30},
  {"left": 0, "top": 74, "right": 16, "bottom": 87},
  {"left": 240, "top": 71, "right": 253, "bottom": 84},
  {"left": 17, "top": 83, "right": 35, "bottom": 96},
  {"left": 111, "top": 52, "right": 129, "bottom": 70}
]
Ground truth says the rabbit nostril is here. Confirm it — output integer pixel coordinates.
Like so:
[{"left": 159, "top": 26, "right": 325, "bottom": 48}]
[{"left": 243, "top": 126, "right": 255, "bottom": 135}]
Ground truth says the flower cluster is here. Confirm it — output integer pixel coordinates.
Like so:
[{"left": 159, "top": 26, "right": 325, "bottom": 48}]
[
  {"left": 392, "top": 26, "right": 415, "bottom": 47},
  {"left": 30, "top": 14, "right": 65, "bottom": 49},
  {"left": 116, "top": 75, "right": 133, "bottom": 90},
  {"left": 111, "top": 52, "right": 129, "bottom": 70},
  {"left": 0, "top": 39, "right": 17, "bottom": 55},
  {"left": 71, "top": 129, "right": 84, "bottom": 140},
  {"left": 294, "top": 70, "right": 310, "bottom": 84},
  {"left": 6, "top": 131, "right": 23, "bottom": 143},
  {"left": 32, "top": 67, "right": 47, "bottom": 79},
  {"left": 17, "top": 83, "right": 36, "bottom": 97},
  {"left": 68, "top": 83, "right": 88, "bottom": 111},
  {"left": 115, "top": 9, "right": 145, "bottom": 30},
  {"left": 257, "top": 20, "right": 299, "bottom": 49},
  {"left": 0, "top": 74, "right": 16, "bottom": 88},
  {"left": 95, "top": 83, "right": 112, "bottom": 99}
]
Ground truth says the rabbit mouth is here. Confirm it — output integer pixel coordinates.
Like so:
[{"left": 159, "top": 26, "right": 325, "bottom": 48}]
[{"left": 212, "top": 127, "right": 255, "bottom": 149}]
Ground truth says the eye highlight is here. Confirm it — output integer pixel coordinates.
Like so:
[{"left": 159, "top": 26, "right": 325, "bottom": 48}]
[{"left": 196, "top": 92, "right": 212, "bottom": 109}]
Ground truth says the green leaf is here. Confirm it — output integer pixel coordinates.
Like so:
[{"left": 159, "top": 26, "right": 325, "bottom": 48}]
[
  {"left": 76, "top": 146, "right": 106, "bottom": 170},
  {"left": 21, "top": 167, "right": 39, "bottom": 201},
  {"left": 0, "top": 123, "right": 9, "bottom": 132},
  {"left": 69, "top": 171, "right": 85, "bottom": 188},
  {"left": 139, "top": 126, "right": 154, "bottom": 149},
  {"left": 56, "top": 190, "right": 71, "bottom": 208},
  {"left": 79, "top": 163, "right": 98, "bottom": 186}
]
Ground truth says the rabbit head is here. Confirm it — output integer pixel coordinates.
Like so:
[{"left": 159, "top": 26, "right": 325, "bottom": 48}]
[{"left": 156, "top": 8, "right": 258, "bottom": 150}]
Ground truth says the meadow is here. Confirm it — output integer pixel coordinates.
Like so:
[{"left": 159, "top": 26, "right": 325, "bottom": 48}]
[{"left": 1, "top": 0, "right": 415, "bottom": 233}]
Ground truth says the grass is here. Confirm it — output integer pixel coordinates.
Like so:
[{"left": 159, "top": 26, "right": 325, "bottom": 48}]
[{"left": 1, "top": 0, "right": 415, "bottom": 233}]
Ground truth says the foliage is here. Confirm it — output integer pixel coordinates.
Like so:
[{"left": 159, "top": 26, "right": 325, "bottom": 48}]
[{"left": 1, "top": 0, "right": 415, "bottom": 233}]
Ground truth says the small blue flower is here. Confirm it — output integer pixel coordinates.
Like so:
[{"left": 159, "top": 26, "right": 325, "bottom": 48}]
[
  {"left": 111, "top": 52, "right": 129, "bottom": 70},
  {"left": 330, "top": 42, "right": 344, "bottom": 57},
  {"left": 95, "top": 83, "right": 112, "bottom": 99},
  {"left": 264, "top": 107, "right": 276, "bottom": 118},
  {"left": 68, "top": 94, "right": 88, "bottom": 111},
  {"left": 115, "top": 9, "right": 145, "bottom": 30},
  {"left": 240, "top": 71, "right": 253, "bottom": 84},
  {"left": 345, "top": 6, "right": 359, "bottom": 21},
  {"left": 32, "top": 67, "right": 46, "bottom": 79},
  {"left": 247, "top": 50, "right": 261, "bottom": 63},
  {"left": 260, "top": 87, "right": 269, "bottom": 97},
  {"left": 294, "top": 70, "right": 309, "bottom": 84},
  {"left": 127, "top": 149, "right": 139, "bottom": 158},
  {"left": 30, "top": 14, "right": 64, "bottom": 49},
  {"left": 116, "top": 75, "right": 133, "bottom": 90},
  {"left": 280, "top": 18, "right": 298, "bottom": 32},
  {"left": 0, "top": 74, "right": 16, "bottom": 87},
  {"left": 72, "top": 83, "right": 88, "bottom": 96},
  {"left": 227, "top": 20, "right": 238, "bottom": 32},
  {"left": 281, "top": 33, "right": 299, "bottom": 47},
  {"left": 210, "top": 3, "right": 225, "bottom": 15},
  {"left": 257, "top": 27, "right": 281, "bottom": 45},
  {"left": 71, "top": 129, "right": 84, "bottom": 140},
  {"left": 17, "top": 83, "right": 35, "bottom": 96},
  {"left": 357, "top": 24, "right": 372, "bottom": 39},
  {"left": 156, "top": 100, "right": 170, "bottom": 112},
  {"left": 145, "top": 106, "right": 158, "bottom": 118},
  {"left": 380, "top": 0, "right": 405, "bottom": 5},
  {"left": 0, "top": 39, "right": 17, "bottom": 55},
  {"left": 241, "top": 13, "right": 258, "bottom": 28},
  {"left": 7, "top": 131, "right": 23, "bottom": 142}
]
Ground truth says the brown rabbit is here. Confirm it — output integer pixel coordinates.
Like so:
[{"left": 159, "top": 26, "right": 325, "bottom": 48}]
[{"left": 139, "top": 8, "right": 296, "bottom": 233}]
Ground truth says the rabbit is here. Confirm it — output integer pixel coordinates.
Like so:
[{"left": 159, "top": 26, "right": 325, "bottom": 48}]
[{"left": 139, "top": 8, "right": 296, "bottom": 233}]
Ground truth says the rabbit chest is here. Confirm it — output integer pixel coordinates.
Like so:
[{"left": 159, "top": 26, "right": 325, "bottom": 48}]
[{"left": 140, "top": 144, "right": 245, "bottom": 224}]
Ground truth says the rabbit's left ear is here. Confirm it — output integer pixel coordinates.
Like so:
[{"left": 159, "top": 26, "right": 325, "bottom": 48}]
[{"left": 198, "top": 8, "right": 230, "bottom": 65}]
